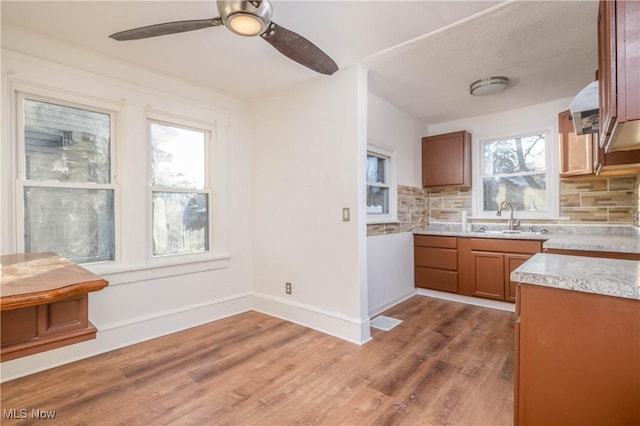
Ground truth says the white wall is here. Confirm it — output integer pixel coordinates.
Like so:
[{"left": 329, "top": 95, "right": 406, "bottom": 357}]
[
  {"left": 251, "top": 66, "right": 370, "bottom": 344},
  {"left": 427, "top": 97, "right": 572, "bottom": 141},
  {"left": 366, "top": 94, "right": 425, "bottom": 316},
  {"left": 368, "top": 94, "right": 424, "bottom": 187},
  {"left": 428, "top": 97, "right": 573, "bottom": 219},
  {"left": 1, "top": 28, "right": 254, "bottom": 380}
]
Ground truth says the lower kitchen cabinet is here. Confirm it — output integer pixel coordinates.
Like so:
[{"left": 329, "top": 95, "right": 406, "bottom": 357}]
[
  {"left": 504, "top": 254, "right": 531, "bottom": 302},
  {"left": 469, "top": 251, "right": 504, "bottom": 300},
  {"left": 414, "top": 235, "right": 542, "bottom": 302},
  {"left": 414, "top": 235, "right": 458, "bottom": 293},
  {"left": 515, "top": 284, "right": 640, "bottom": 425},
  {"left": 459, "top": 238, "right": 542, "bottom": 302}
]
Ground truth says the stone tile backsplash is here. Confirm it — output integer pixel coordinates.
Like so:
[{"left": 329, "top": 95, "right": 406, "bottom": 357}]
[
  {"left": 560, "top": 176, "right": 636, "bottom": 223},
  {"left": 367, "top": 175, "right": 639, "bottom": 236}
]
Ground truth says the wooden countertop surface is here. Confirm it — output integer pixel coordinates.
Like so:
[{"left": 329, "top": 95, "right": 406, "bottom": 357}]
[{"left": 0, "top": 252, "right": 108, "bottom": 310}]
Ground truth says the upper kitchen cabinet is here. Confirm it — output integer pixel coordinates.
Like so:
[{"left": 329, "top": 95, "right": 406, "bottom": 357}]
[
  {"left": 559, "top": 110, "right": 593, "bottom": 177},
  {"left": 598, "top": 0, "right": 640, "bottom": 152},
  {"left": 422, "top": 130, "right": 471, "bottom": 188}
]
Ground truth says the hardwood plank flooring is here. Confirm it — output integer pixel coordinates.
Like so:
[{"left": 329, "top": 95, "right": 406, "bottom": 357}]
[{"left": 1, "top": 296, "right": 515, "bottom": 425}]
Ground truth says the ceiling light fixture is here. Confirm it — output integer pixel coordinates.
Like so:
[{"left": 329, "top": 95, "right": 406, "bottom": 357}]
[
  {"left": 227, "top": 13, "right": 266, "bottom": 36},
  {"left": 470, "top": 76, "right": 510, "bottom": 96}
]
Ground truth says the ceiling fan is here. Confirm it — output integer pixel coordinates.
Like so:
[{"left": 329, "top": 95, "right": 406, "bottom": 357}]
[{"left": 109, "top": 0, "right": 339, "bottom": 76}]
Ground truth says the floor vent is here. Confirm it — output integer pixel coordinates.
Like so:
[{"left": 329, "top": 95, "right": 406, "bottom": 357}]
[{"left": 370, "top": 315, "right": 403, "bottom": 331}]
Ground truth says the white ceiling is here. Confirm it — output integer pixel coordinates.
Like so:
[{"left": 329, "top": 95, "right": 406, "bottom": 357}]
[{"left": 1, "top": 0, "right": 599, "bottom": 124}]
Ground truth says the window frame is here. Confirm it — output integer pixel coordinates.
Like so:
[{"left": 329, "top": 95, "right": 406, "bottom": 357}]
[
  {"left": 15, "top": 91, "right": 119, "bottom": 265},
  {"left": 472, "top": 127, "right": 559, "bottom": 220},
  {"left": 366, "top": 142, "right": 398, "bottom": 224},
  {"left": 146, "top": 113, "right": 215, "bottom": 264}
]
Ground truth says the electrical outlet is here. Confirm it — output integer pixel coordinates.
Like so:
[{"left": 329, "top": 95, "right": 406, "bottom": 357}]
[{"left": 285, "top": 282, "right": 292, "bottom": 295}]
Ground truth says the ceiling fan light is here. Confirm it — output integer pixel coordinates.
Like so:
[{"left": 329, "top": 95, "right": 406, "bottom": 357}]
[
  {"left": 470, "top": 76, "right": 510, "bottom": 96},
  {"left": 227, "top": 13, "right": 265, "bottom": 36}
]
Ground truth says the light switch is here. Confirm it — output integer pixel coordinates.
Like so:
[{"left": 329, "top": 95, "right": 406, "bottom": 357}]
[{"left": 342, "top": 208, "right": 350, "bottom": 222}]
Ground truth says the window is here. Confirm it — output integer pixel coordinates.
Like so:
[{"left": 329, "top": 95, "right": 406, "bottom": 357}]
[
  {"left": 18, "top": 95, "right": 115, "bottom": 264},
  {"left": 474, "top": 130, "right": 557, "bottom": 218},
  {"left": 150, "top": 120, "right": 211, "bottom": 257},
  {"left": 366, "top": 143, "right": 397, "bottom": 223}
]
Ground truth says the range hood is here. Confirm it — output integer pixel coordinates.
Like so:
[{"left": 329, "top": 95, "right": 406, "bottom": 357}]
[{"left": 569, "top": 81, "right": 599, "bottom": 135}]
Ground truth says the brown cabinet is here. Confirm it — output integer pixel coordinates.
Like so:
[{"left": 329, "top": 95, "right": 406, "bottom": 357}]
[
  {"left": 598, "top": 0, "right": 640, "bottom": 152},
  {"left": 414, "top": 235, "right": 458, "bottom": 293},
  {"left": 559, "top": 109, "right": 593, "bottom": 177},
  {"left": 504, "top": 253, "right": 530, "bottom": 302},
  {"left": 0, "top": 253, "right": 108, "bottom": 362},
  {"left": 459, "top": 238, "right": 542, "bottom": 302},
  {"left": 593, "top": 133, "right": 640, "bottom": 174},
  {"left": 515, "top": 284, "right": 640, "bottom": 425},
  {"left": 422, "top": 131, "right": 471, "bottom": 188},
  {"left": 415, "top": 235, "right": 542, "bottom": 303},
  {"left": 559, "top": 108, "right": 640, "bottom": 176}
]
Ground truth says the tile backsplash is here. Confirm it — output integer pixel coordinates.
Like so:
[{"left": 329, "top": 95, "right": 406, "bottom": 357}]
[
  {"left": 367, "top": 175, "right": 638, "bottom": 236},
  {"left": 560, "top": 176, "right": 636, "bottom": 223}
]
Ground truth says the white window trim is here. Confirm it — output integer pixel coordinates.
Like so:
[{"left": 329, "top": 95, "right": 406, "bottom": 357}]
[
  {"left": 146, "top": 113, "right": 217, "bottom": 265},
  {"left": 367, "top": 142, "right": 398, "bottom": 224},
  {"left": 472, "top": 127, "right": 559, "bottom": 220},
  {"left": 14, "top": 90, "right": 120, "bottom": 264},
  {"left": 5, "top": 77, "right": 230, "bottom": 280}
]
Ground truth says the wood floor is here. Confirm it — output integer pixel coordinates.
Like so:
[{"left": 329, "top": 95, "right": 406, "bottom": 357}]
[{"left": 1, "top": 296, "right": 515, "bottom": 425}]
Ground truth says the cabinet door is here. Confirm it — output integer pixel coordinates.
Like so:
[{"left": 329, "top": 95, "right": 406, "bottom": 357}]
[
  {"left": 516, "top": 285, "right": 640, "bottom": 425},
  {"left": 470, "top": 251, "right": 505, "bottom": 300},
  {"left": 422, "top": 131, "right": 471, "bottom": 188},
  {"left": 598, "top": 0, "right": 616, "bottom": 146},
  {"left": 504, "top": 254, "right": 531, "bottom": 303},
  {"left": 559, "top": 110, "right": 593, "bottom": 177}
]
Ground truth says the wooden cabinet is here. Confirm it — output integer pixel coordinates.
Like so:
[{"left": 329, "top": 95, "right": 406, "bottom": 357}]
[
  {"left": 459, "top": 238, "right": 542, "bottom": 302},
  {"left": 504, "top": 253, "right": 530, "bottom": 302},
  {"left": 559, "top": 108, "right": 640, "bottom": 176},
  {"left": 415, "top": 235, "right": 542, "bottom": 303},
  {"left": 422, "top": 131, "right": 471, "bottom": 188},
  {"left": 598, "top": 0, "right": 640, "bottom": 152},
  {"left": 515, "top": 284, "right": 640, "bottom": 425},
  {"left": 559, "top": 110, "right": 593, "bottom": 177},
  {"left": 414, "top": 235, "right": 458, "bottom": 293},
  {"left": 0, "top": 253, "right": 108, "bottom": 362}
]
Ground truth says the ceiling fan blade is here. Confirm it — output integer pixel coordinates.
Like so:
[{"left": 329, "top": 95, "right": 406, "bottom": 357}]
[
  {"left": 110, "top": 18, "right": 222, "bottom": 41},
  {"left": 261, "top": 22, "right": 338, "bottom": 75}
]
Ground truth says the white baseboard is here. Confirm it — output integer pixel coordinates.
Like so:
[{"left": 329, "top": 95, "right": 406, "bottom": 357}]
[
  {"left": 252, "top": 292, "right": 371, "bottom": 345},
  {"left": 0, "top": 293, "right": 253, "bottom": 382},
  {"left": 368, "top": 289, "right": 417, "bottom": 318},
  {"left": 416, "top": 288, "right": 516, "bottom": 312}
]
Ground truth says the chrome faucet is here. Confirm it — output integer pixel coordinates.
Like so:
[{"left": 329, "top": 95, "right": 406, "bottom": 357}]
[{"left": 496, "top": 201, "right": 520, "bottom": 231}]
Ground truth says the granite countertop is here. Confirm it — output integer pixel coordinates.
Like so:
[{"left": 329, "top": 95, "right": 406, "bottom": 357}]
[
  {"left": 542, "top": 234, "right": 640, "bottom": 254},
  {"left": 415, "top": 224, "right": 640, "bottom": 253},
  {"left": 414, "top": 229, "right": 549, "bottom": 241},
  {"left": 511, "top": 253, "right": 640, "bottom": 300}
]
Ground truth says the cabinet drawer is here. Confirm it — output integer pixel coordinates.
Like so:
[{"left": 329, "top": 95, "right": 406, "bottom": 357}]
[
  {"left": 415, "top": 267, "right": 458, "bottom": 293},
  {"left": 414, "top": 235, "right": 457, "bottom": 249},
  {"left": 470, "top": 238, "right": 542, "bottom": 254},
  {"left": 415, "top": 246, "right": 457, "bottom": 270}
]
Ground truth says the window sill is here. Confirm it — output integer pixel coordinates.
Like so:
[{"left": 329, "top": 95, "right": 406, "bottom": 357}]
[
  {"left": 367, "top": 218, "right": 400, "bottom": 225},
  {"left": 85, "top": 254, "right": 230, "bottom": 286}
]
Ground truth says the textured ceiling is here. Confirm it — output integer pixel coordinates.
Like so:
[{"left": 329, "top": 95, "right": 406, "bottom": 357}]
[
  {"left": 1, "top": 1, "right": 599, "bottom": 124},
  {"left": 364, "top": 0, "right": 600, "bottom": 123}
]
